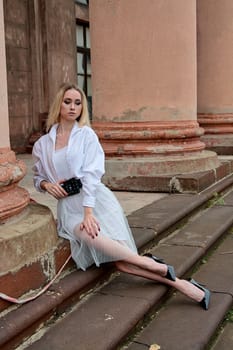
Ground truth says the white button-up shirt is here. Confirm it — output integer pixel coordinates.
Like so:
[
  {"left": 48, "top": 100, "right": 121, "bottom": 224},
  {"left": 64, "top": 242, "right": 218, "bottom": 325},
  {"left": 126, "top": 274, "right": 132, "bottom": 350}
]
[{"left": 32, "top": 122, "right": 105, "bottom": 208}]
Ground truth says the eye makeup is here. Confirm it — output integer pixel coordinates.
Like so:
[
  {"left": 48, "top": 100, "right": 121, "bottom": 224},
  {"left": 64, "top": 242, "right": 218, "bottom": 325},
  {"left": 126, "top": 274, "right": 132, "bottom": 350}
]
[{"left": 63, "top": 99, "right": 82, "bottom": 106}]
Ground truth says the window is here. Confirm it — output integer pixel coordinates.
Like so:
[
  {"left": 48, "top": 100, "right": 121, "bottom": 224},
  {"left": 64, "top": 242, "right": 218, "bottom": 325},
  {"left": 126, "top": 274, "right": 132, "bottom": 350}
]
[
  {"left": 75, "top": 0, "right": 89, "bottom": 5},
  {"left": 76, "top": 21, "right": 92, "bottom": 115}
]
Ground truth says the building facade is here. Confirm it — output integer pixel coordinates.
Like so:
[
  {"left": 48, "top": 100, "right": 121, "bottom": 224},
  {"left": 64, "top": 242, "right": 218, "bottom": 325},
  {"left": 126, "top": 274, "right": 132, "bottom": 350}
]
[{"left": 1, "top": 0, "right": 233, "bottom": 201}]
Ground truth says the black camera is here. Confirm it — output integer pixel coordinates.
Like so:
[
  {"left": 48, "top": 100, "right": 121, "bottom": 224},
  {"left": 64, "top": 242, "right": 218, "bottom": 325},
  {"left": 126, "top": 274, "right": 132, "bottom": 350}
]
[{"left": 60, "top": 178, "right": 82, "bottom": 196}]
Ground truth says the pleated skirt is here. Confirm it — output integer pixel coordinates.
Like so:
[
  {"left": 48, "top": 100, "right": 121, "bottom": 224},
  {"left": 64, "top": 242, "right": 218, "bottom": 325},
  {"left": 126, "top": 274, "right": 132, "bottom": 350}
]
[{"left": 57, "top": 183, "right": 138, "bottom": 270}]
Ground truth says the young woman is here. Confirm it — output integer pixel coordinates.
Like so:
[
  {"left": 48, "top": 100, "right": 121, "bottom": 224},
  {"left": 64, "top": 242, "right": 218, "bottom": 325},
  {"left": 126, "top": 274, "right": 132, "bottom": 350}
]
[{"left": 32, "top": 83, "right": 210, "bottom": 310}]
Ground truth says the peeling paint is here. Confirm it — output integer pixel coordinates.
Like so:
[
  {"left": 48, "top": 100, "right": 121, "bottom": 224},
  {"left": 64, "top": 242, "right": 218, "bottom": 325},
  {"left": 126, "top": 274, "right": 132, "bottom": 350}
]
[
  {"left": 40, "top": 253, "right": 56, "bottom": 280},
  {"left": 93, "top": 106, "right": 196, "bottom": 123},
  {"left": 169, "top": 177, "right": 183, "bottom": 193}
]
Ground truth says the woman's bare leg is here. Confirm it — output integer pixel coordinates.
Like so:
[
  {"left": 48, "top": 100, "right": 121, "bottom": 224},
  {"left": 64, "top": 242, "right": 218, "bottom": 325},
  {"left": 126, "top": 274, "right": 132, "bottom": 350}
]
[
  {"left": 74, "top": 227, "right": 205, "bottom": 302},
  {"left": 74, "top": 227, "right": 167, "bottom": 276},
  {"left": 115, "top": 261, "right": 205, "bottom": 302}
]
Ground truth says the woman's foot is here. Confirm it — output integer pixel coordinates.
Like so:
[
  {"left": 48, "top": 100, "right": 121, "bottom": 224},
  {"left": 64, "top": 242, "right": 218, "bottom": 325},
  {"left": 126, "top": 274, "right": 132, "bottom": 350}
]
[
  {"left": 143, "top": 253, "right": 176, "bottom": 281},
  {"left": 189, "top": 278, "right": 211, "bottom": 310}
]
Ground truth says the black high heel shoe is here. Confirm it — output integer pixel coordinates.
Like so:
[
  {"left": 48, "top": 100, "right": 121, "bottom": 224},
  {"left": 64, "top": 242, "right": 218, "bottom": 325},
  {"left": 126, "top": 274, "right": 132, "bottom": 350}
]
[
  {"left": 189, "top": 278, "right": 211, "bottom": 310},
  {"left": 143, "top": 253, "right": 176, "bottom": 282}
]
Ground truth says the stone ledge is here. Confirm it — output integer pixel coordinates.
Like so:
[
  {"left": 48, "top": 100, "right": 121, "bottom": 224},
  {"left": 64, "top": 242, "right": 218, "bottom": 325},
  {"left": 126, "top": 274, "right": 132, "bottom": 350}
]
[
  {"left": 20, "top": 204, "right": 233, "bottom": 350},
  {"left": 0, "top": 239, "right": 73, "bottom": 313},
  {"left": 0, "top": 175, "right": 233, "bottom": 349},
  {"left": 0, "top": 203, "right": 57, "bottom": 274},
  {"left": 1, "top": 174, "right": 233, "bottom": 315},
  {"left": 127, "top": 234, "right": 233, "bottom": 350},
  {"left": 0, "top": 203, "right": 74, "bottom": 313},
  {"left": 104, "top": 160, "right": 232, "bottom": 193}
]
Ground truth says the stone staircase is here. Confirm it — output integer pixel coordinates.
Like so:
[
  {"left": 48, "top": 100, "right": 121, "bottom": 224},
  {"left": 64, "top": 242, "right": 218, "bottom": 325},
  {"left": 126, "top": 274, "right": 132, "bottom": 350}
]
[{"left": 1, "top": 175, "right": 233, "bottom": 350}]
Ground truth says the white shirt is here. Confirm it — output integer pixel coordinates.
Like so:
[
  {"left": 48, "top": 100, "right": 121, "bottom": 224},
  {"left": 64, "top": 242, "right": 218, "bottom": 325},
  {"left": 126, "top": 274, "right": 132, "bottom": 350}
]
[{"left": 32, "top": 122, "right": 105, "bottom": 207}]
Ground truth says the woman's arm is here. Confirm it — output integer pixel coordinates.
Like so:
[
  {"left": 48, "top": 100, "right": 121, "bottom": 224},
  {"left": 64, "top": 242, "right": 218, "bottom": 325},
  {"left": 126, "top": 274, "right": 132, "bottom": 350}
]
[
  {"left": 32, "top": 139, "right": 67, "bottom": 199},
  {"left": 78, "top": 130, "right": 105, "bottom": 237},
  {"left": 40, "top": 180, "right": 68, "bottom": 199},
  {"left": 81, "top": 130, "right": 105, "bottom": 207}
]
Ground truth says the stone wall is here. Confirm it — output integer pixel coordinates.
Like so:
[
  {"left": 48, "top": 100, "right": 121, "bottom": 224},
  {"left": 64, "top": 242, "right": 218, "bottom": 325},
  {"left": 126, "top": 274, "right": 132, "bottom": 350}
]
[
  {"left": 4, "top": 0, "right": 32, "bottom": 152},
  {"left": 3, "top": 0, "right": 77, "bottom": 153}
]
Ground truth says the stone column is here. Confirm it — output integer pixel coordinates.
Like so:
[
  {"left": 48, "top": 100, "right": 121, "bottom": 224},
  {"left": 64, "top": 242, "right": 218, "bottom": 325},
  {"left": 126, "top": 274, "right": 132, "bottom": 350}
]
[
  {"left": 27, "top": 0, "right": 77, "bottom": 149},
  {"left": 90, "top": 0, "right": 219, "bottom": 191},
  {"left": 0, "top": 0, "right": 29, "bottom": 222},
  {"left": 40, "top": 0, "right": 77, "bottom": 108},
  {"left": 197, "top": 0, "right": 233, "bottom": 154}
]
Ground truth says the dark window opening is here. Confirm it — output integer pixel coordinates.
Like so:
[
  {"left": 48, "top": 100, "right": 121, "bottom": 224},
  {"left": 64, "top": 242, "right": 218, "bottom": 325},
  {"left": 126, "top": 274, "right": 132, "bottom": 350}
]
[
  {"left": 76, "top": 20, "right": 92, "bottom": 117},
  {"left": 75, "top": 0, "right": 89, "bottom": 6}
]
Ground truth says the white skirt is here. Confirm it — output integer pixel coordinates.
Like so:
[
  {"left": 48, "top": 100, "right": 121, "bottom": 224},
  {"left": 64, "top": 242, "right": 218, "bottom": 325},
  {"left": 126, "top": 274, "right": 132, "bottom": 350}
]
[{"left": 57, "top": 183, "right": 138, "bottom": 270}]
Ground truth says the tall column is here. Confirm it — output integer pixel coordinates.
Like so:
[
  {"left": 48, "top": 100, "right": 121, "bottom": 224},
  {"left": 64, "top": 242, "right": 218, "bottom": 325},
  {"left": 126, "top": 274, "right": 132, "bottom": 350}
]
[
  {"left": 28, "top": 0, "right": 77, "bottom": 126},
  {"left": 41, "top": 0, "right": 77, "bottom": 107},
  {"left": 26, "top": 0, "right": 77, "bottom": 150},
  {"left": 197, "top": 0, "right": 233, "bottom": 154},
  {"left": 0, "top": 0, "right": 29, "bottom": 221},
  {"left": 90, "top": 0, "right": 219, "bottom": 190}
]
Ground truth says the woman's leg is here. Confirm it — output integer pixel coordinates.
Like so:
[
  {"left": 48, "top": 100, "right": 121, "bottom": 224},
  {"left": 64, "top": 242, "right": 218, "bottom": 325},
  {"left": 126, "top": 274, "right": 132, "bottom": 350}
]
[
  {"left": 74, "top": 227, "right": 205, "bottom": 303},
  {"left": 115, "top": 261, "right": 205, "bottom": 302},
  {"left": 74, "top": 227, "right": 167, "bottom": 276}
]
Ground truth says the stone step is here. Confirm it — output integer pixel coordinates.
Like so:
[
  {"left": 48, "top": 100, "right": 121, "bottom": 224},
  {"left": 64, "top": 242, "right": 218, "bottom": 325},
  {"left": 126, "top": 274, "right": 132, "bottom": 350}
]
[
  {"left": 126, "top": 232, "right": 233, "bottom": 350},
  {"left": 1, "top": 173, "right": 232, "bottom": 314},
  {"left": 211, "top": 322, "right": 233, "bottom": 350},
  {"left": 0, "top": 203, "right": 72, "bottom": 313},
  {"left": 12, "top": 187, "right": 233, "bottom": 350}
]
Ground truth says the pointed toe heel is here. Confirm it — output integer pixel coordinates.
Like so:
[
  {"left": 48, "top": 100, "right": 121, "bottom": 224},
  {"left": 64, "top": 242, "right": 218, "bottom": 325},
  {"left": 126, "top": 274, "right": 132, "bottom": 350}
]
[
  {"left": 143, "top": 253, "right": 165, "bottom": 264},
  {"left": 166, "top": 265, "right": 176, "bottom": 282},
  {"left": 189, "top": 278, "right": 211, "bottom": 310},
  {"left": 143, "top": 253, "right": 176, "bottom": 282}
]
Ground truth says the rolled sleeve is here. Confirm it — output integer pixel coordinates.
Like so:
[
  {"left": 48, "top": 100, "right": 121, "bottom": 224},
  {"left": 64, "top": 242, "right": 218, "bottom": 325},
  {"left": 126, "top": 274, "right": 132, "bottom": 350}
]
[
  {"left": 81, "top": 132, "right": 105, "bottom": 207},
  {"left": 32, "top": 141, "right": 49, "bottom": 192}
]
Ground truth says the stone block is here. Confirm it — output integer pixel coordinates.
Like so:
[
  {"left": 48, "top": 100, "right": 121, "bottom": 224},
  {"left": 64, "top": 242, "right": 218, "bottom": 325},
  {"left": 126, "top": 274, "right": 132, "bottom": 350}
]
[
  {"left": 8, "top": 94, "right": 30, "bottom": 117},
  {"left": 0, "top": 203, "right": 58, "bottom": 275},
  {"left": 54, "top": 239, "right": 74, "bottom": 272},
  {"left": 7, "top": 71, "right": 31, "bottom": 94},
  {"left": 216, "top": 161, "right": 231, "bottom": 180},
  {"left": 5, "top": 22, "right": 29, "bottom": 48},
  {"left": 6, "top": 46, "right": 29, "bottom": 71},
  {"left": 0, "top": 259, "right": 46, "bottom": 312},
  {"left": 127, "top": 194, "right": 196, "bottom": 232},
  {"left": 212, "top": 323, "right": 233, "bottom": 350},
  {"left": 4, "top": 0, "right": 28, "bottom": 25},
  {"left": 131, "top": 226, "right": 157, "bottom": 250},
  {"left": 176, "top": 169, "right": 216, "bottom": 192}
]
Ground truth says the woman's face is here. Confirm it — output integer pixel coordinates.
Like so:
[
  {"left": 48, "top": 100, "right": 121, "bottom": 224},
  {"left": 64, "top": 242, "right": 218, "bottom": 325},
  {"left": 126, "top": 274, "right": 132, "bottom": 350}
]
[{"left": 60, "top": 89, "right": 82, "bottom": 122}]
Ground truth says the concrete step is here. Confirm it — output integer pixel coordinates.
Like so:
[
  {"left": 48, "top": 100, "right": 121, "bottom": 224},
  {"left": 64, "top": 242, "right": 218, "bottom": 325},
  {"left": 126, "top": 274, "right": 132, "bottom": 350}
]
[
  {"left": 9, "top": 183, "right": 233, "bottom": 350},
  {"left": 125, "top": 233, "right": 233, "bottom": 350},
  {"left": 0, "top": 203, "right": 72, "bottom": 314},
  {"left": 210, "top": 322, "right": 233, "bottom": 350}
]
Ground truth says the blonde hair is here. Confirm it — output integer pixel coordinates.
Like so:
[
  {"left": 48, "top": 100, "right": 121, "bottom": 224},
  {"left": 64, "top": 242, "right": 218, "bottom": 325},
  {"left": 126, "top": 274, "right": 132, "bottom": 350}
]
[{"left": 46, "top": 83, "right": 91, "bottom": 131}]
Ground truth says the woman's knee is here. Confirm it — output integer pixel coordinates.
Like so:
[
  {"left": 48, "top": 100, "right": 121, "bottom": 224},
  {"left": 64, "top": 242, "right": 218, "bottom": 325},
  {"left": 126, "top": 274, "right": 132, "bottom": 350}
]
[
  {"left": 115, "top": 261, "right": 124, "bottom": 271},
  {"left": 74, "top": 228, "right": 94, "bottom": 245}
]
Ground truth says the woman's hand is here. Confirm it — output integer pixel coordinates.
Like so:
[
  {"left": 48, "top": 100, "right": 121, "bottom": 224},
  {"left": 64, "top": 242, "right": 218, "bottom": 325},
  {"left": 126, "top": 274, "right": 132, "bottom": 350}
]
[
  {"left": 80, "top": 207, "right": 100, "bottom": 239},
  {"left": 41, "top": 180, "right": 68, "bottom": 199}
]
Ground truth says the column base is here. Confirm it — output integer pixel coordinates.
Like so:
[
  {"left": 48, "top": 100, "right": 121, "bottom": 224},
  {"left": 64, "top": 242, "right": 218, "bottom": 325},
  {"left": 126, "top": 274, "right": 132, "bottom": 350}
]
[
  {"left": 0, "top": 202, "right": 72, "bottom": 313},
  {"left": 0, "top": 148, "right": 30, "bottom": 222},
  {"left": 201, "top": 134, "right": 233, "bottom": 155},
  {"left": 198, "top": 113, "right": 233, "bottom": 155},
  {"left": 103, "top": 150, "right": 223, "bottom": 193}
]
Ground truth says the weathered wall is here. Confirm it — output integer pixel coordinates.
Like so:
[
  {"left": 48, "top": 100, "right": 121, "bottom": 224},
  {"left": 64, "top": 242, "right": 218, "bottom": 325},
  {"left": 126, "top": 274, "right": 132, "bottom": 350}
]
[
  {"left": 91, "top": 0, "right": 197, "bottom": 123},
  {"left": 197, "top": 0, "right": 233, "bottom": 154},
  {"left": 4, "top": 0, "right": 32, "bottom": 152},
  {"left": 0, "top": 0, "right": 10, "bottom": 147},
  {"left": 3, "top": 0, "right": 77, "bottom": 152},
  {"left": 197, "top": 0, "right": 233, "bottom": 113}
]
